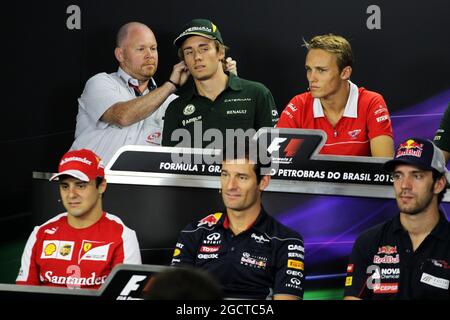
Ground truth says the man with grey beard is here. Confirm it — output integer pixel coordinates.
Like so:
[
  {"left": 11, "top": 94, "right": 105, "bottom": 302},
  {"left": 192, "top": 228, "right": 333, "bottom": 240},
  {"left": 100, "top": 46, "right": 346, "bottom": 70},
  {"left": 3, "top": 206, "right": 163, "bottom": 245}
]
[{"left": 344, "top": 137, "right": 449, "bottom": 300}]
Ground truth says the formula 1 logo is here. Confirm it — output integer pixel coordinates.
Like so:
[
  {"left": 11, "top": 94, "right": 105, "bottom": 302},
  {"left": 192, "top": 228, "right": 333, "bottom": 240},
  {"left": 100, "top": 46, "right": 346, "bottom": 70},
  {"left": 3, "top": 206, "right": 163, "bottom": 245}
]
[{"left": 267, "top": 138, "right": 303, "bottom": 157}]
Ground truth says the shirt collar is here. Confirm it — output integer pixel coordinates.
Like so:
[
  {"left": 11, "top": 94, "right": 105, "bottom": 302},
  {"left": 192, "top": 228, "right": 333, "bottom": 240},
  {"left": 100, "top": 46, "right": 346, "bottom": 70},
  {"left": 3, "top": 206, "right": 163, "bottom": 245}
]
[
  {"left": 430, "top": 212, "right": 449, "bottom": 241},
  {"left": 392, "top": 214, "right": 405, "bottom": 233},
  {"left": 313, "top": 80, "right": 359, "bottom": 118},
  {"left": 393, "top": 211, "right": 449, "bottom": 241},
  {"left": 219, "top": 206, "right": 269, "bottom": 234},
  {"left": 117, "top": 67, "right": 157, "bottom": 92},
  {"left": 185, "top": 72, "right": 242, "bottom": 100}
]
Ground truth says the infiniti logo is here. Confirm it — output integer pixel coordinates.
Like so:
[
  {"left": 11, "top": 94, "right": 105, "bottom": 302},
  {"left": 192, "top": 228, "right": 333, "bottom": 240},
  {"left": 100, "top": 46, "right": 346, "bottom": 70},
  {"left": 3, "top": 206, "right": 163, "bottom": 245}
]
[
  {"left": 291, "top": 278, "right": 301, "bottom": 285},
  {"left": 206, "top": 233, "right": 221, "bottom": 241}
]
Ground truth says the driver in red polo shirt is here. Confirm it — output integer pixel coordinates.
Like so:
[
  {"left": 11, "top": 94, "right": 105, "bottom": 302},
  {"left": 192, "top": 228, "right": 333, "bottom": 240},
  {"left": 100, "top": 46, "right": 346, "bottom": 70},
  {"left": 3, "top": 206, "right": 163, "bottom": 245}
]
[{"left": 277, "top": 34, "right": 394, "bottom": 157}]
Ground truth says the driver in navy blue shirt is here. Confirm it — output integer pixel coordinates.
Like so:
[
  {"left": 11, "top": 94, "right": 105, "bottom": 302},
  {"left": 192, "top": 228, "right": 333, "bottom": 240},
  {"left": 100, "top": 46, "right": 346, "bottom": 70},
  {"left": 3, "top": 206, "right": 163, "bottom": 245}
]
[
  {"left": 344, "top": 137, "right": 450, "bottom": 300},
  {"left": 171, "top": 139, "right": 304, "bottom": 300}
]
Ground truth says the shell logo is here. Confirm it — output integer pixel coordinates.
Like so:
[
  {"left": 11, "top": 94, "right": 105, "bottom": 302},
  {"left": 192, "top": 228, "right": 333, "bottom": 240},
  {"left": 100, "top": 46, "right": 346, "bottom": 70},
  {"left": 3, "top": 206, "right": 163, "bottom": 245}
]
[{"left": 44, "top": 243, "right": 57, "bottom": 256}]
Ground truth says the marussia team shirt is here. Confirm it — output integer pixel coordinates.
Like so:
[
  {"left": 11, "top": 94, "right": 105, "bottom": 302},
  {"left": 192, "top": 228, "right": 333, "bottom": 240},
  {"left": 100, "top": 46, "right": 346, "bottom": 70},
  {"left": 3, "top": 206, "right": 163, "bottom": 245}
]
[{"left": 277, "top": 81, "right": 393, "bottom": 156}]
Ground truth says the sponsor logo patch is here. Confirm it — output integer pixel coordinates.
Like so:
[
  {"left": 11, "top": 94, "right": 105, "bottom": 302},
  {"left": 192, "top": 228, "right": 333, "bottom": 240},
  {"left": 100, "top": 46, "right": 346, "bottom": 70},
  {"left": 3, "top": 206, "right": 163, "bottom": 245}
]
[
  {"left": 226, "top": 109, "right": 247, "bottom": 115},
  {"left": 44, "top": 227, "right": 58, "bottom": 235},
  {"left": 285, "top": 277, "right": 302, "bottom": 290},
  {"left": 59, "top": 244, "right": 72, "bottom": 257},
  {"left": 176, "top": 242, "right": 184, "bottom": 249},
  {"left": 240, "top": 252, "right": 268, "bottom": 269},
  {"left": 373, "top": 283, "right": 398, "bottom": 294},
  {"left": 430, "top": 259, "right": 450, "bottom": 269},
  {"left": 183, "top": 104, "right": 195, "bottom": 116},
  {"left": 373, "top": 254, "right": 400, "bottom": 264},
  {"left": 288, "top": 252, "right": 304, "bottom": 259},
  {"left": 41, "top": 240, "right": 75, "bottom": 260},
  {"left": 420, "top": 272, "right": 449, "bottom": 290},
  {"left": 396, "top": 139, "right": 423, "bottom": 158},
  {"left": 199, "top": 246, "right": 220, "bottom": 253},
  {"left": 377, "top": 246, "right": 397, "bottom": 254},
  {"left": 198, "top": 213, "right": 222, "bottom": 227},
  {"left": 374, "top": 106, "right": 388, "bottom": 115},
  {"left": 182, "top": 116, "right": 202, "bottom": 126},
  {"left": 345, "top": 276, "right": 353, "bottom": 286},
  {"left": 376, "top": 115, "right": 389, "bottom": 122},
  {"left": 60, "top": 156, "right": 91, "bottom": 166},
  {"left": 251, "top": 233, "right": 270, "bottom": 244},
  {"left": 224, "top": 98, "right": 252, "bottom": 103},
  {"left": 203, "top": 232, "right": 222, "bottom": 245},
  {"left": 146, "top": 132, "right": 161, "bottom": 144},
  {"left": 197, "top": 253, "right": 219, "bottom": 259},
  {"left": 371, "top": 267, "right": 401, "bottom": 280},
  {"left": 43, "top": 271, "right": 107, "bottom": 287},
  {"left": 348, "top": 129, "right": 361, "bottom": 139},
  {"left": 380, "top": 268, "right": 400, "bottom": 279},
  {"left": 286, "top": 269, "right": 303, "bottom": 277},
  {"left": 79, "top": 240, "right": 112, "bottom": 262},
  {"left": 43, "top": 242, "right": 57, "bottom": 257},
  {"left": 287, "top": 259, "right": 304, "bottom": 270},
  {"left": 288, "top": 244, "right": 304, "bottom": 252},
  {"left": 287, "top": 103, "right": 297, "bottom": 112}
]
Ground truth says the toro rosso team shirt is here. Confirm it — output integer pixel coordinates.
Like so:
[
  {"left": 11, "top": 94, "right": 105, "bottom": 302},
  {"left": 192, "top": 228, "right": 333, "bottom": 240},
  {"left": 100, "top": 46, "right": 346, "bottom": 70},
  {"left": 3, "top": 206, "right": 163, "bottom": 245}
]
[
  {"left": 16, "top": 212, "right": 141, "bottom": 289},
  {"left": 344, "top": 213, "right": 449, "bottom": 299},
  {"left": 171, "top": 208, "right": 304, "bottom": 299},
  {"left": 277, "top": 81, "right": 393, "bottom": 156}
]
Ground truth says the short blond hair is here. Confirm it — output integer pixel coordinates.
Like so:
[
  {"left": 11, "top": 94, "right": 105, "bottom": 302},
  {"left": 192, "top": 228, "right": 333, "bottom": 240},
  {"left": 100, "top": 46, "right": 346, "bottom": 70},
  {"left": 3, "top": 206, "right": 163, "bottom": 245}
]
[{"left": 304, "top": 34, "right": 353, "bottom": 71}]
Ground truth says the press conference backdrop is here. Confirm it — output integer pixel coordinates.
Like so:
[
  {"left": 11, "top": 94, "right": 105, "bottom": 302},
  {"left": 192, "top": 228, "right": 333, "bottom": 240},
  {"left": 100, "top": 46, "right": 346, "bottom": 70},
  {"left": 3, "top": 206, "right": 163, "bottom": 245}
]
[
  {"left": 28, "top": 141, "right": 450, "bottom": 300},
  {"left": 1, "top": 1, "right": 449, "bottom": 299},
  {"left": 2, "top": 0, "right": 449, "bottom": 222}
]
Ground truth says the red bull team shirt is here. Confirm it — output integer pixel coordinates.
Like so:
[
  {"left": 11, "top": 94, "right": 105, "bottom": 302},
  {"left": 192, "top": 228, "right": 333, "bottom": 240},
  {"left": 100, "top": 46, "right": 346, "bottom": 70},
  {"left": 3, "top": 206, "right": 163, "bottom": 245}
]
[
  {"left": 171, "top": 208, "right": 304, "bottom": 299},
  {"left": 344, "top": 213, "right": 449, "bottom": 299}
]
